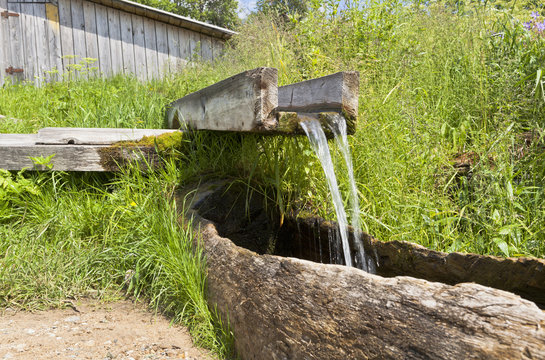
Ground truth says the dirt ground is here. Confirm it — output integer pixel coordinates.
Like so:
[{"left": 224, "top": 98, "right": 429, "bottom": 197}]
[{"left": 0, "top": 300, "right": 215, "bottom": 360}]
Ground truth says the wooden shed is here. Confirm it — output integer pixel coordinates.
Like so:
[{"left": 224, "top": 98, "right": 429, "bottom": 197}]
[{"left": 0, "top": 0, "right": 235, "bottom": 85}]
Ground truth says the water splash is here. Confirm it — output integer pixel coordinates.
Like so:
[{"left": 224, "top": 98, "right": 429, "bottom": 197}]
[
  {"left": 300, "top": 119, "right": 353, "bottom": 267},
  {"left": 329, "top": 114, "right": 376, "bottom": 273}
]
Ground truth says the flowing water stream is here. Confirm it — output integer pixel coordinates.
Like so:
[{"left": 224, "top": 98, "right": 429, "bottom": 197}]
[
  {"left": 300, "top": 119, "right": 353, "bottom": 268},
  {"left": 329, "top": 115, "right": 376, "bottom": 273},
  {"left": 301, "top": 115, "right": 375, "bottom": 272}
]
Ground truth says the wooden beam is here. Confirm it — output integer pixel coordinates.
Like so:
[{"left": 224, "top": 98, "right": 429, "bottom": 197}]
[
  {"left": 278, "top": 72, "right": 359, "bottom": 134},
  {"left": 0, "top": 134, "right": 38, "bottom": 146},
  {"left": 36, "top": 127, "right": 179, "bottom": 145},
  {"left": 0, "top": 144, "right": 160, "bottom": 171},
  {"left": 165, "top": 67, "right": 278, "bottom": 132}
]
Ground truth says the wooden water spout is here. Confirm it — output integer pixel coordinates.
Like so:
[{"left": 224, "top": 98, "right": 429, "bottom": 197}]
[{"left": 165, "top": 67, "right": 359, "bottom": 136}]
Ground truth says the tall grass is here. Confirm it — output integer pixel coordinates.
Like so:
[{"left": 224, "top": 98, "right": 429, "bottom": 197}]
[{"left": 1, "top": 0, "right": 545, "bottom": 357}]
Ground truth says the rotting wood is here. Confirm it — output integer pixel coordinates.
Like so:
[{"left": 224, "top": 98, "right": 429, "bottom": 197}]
[
  {"left": 36, "top": 127, "right": 179, "bottom": 145},
  {"left": 278, "top": 71, "right": 359, "bottom": 134},
  {"left": 178, "top": 183, "right": 545, "bottom": 360},
  {"left": 165, "top": 67, "right": 278, "bottom": 132}
]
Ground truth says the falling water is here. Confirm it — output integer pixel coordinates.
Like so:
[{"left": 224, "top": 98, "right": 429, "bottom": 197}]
[
  {"left": 300, "top": 120, "right": 353, "bottom": 267},
  {"left": 329, "top": 115, "right": 376, "bottom": 273}
]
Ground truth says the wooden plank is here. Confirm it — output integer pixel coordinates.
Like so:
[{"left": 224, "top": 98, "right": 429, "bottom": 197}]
[
  {"left": 70, "top": 0, "right": 86, "bottom": 77},
  {"left": 0, "top": 134, "right": 38, "bottom": 146},
  {"left": 33, "top": 3, "right": 49, "bottom": 85},
  {"left": 166, "top": 67, "right": 278, "bottom": 132},
  {"left": 36, "top": 127, "right": 179, "bottom": 144},
  {"left": 166, "top": 25, "right": 179, "bottom": 74},
  {"left": 7, "top": 1, "right": 23, "bottom": 83},
  {"left": 58, "top": 0, "right": 74, "bottom": 76},
  {"left": 95, "top": 4, "right": 111, "bottom": 76},
  {"left": 45, "top": 3, "right": 63, "bottom": 81},
  {"left": 143, "top": 17, "right": 157, "bottom": 80},
  {"left": 0, "top": 144, "right": 161, "bottom": 171},
  {"left": 212, "top": 38, "right": 224, "bottom": 61},
  {"left": 278, "top": 71, "right": 359, "bottom": 134},
  {"left": 119, "top": 11, "right": 134, "bottom": 75},
  {"left": 155, "top": 21, "right": 168, "bottom": 76},
  {"left": 20, "top": 3, "right": 37, "bottom": 83},
  {"left": 0, "top": 0, "right": 8, "bottom": 85},
  {"left": 188, "top": 31, "right": 200, "bottom": 61},
  {"left": 83, "top": 0, "right": 99, "bottom": 75},
  {"left": 177, "top": 27, "right": 190, "bottom": 67},
  {"left": 201, "top": 34, "right": 213, "bottom": 62},
  {"left": 131, "top": 14, "right": 146, "bottom": 80},
  {"left": 107, "top": 7, "right": 123, "bottom": 75}
]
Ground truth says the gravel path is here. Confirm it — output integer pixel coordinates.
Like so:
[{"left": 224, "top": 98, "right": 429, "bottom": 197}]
[{"left": 0, "top": 300, "right": 214, "bottom": 360}]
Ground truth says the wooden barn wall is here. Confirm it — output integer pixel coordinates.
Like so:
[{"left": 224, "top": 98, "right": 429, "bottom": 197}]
[{"left": 0, "top": 0, "right": 225, "bottom": 85}]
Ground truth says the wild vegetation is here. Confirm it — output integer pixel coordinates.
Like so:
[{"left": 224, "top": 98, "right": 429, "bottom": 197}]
[{"left": 1, "top": 0, "right": 544, "bottom": 357}]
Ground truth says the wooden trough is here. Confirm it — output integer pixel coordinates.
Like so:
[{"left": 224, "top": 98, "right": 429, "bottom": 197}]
[
  {"left": 180, "top": 181, "right": 545, "bottom": 360},
  {"left": 0, "top": 68, "right": 358, "bottom": 171}
]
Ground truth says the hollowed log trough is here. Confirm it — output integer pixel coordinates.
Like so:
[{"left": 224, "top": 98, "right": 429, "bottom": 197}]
[{"left": 178, "top": 182, "right": 545, "bottom": 360}]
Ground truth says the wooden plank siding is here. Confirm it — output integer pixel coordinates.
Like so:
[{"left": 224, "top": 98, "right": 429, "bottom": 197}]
[
  {"left": 0, "top": 0, "right": 229, "bottom": 85},
  {"left": 0, "top": 0, "right": 6, "bottom": 86}
]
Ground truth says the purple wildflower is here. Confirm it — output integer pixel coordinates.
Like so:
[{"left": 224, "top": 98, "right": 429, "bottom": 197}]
[
  {"left": 524, "top": 21, "right": 533, "bottom": 30},
  {"left": 531, "top": 11, "right": 540, "bottom": 19},
  {"left": 537, "top": 20, "right": 545, "bottom": 32}
]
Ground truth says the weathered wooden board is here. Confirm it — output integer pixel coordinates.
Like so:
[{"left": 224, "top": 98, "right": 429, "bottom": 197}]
[
  {"left": 143, "top": 18, "right": 158, "bottom": 79},
  {"left": 119, "top": 11, "right": 135, "bottom": 75},
  {"left": 0, "top": 0, "right": 6, "bottom": 86},
  {"left": 0, "top": 134, "right": 39, "bottom": 146},
  {"left": 166, "top": 67, "right": 278, "bottom": 131},
  {"left": 83, "top": 1, "right": 99, "bottom": 72},
  {"left": 107, "top": 7, "right": 123, "bottom": 75},
  {"left": 45, "top": 3, "right": 63, "bottom": 81},
  {"left": 7, "top": 1, "right": 23, "bottom": 84},
  {"left": 20, "top": 3, "right": 36, "bottom": 82},
  {"left": 95, "top": 4, "right": 112, "bottom": 76},
  {"left": 71, "top": 0, "right": 87, "bottom": 76},
  {"left": 58, "top": 0, "right": 75, "bottom": 74},
  {"left": 155, "top": 21, "right": 168, "bottom": 77},
  {"left": 34, "top": 3, "right": 49, "bottom": 85},
  {"left": 36, "top": 127, "right": 179, "bottom": 145},
  {"left": 278, "top": 72, "right": 359, "bottom": 134},
  {"left": 131, "top": 14, "right": 146, "bottom": 81},
  {"left": 0, "top": 144, "right": 160, "bottom": 171}
]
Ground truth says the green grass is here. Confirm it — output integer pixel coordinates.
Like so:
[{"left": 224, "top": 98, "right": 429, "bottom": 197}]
[{"left": 0, "top": 0, "right": 545, "bottom": 357}]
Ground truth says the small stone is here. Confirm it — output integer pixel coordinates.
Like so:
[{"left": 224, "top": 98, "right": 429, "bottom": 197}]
[
  {"left": 84, "top": 340, "right": 95, "bottom": 347},
  {"left": 103, "top": 340, "right": 112, "bottom": 345},
  {"left": 14, "top": 344, "right": 26, "bottom": 353},
  {"left": 3, "top": 352, "right": 14, "bottom": 359},
  {"left": 64, "top": 316, "right": 80, "bottom": 323},
  {"left": 24, "top": 328, "right": 35, "bottom": 335}
]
